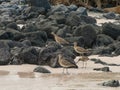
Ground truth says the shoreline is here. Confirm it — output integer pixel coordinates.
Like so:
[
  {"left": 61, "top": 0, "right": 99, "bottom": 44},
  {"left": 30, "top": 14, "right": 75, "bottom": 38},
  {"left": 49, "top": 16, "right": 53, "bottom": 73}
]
[{"left": 0, "top": 55, "right": 120, "bottom": 90}]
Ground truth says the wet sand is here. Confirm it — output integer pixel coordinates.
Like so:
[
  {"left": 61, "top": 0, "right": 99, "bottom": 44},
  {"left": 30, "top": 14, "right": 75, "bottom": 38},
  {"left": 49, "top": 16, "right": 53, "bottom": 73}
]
[{"left": 0, "top": 55, "right": 120, "bottom": 90}]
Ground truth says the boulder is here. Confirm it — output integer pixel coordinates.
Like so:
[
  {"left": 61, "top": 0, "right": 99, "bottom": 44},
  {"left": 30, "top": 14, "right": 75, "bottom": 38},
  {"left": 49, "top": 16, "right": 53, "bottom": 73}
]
[
  {"left": 79, "top": 15, "right": 96, "bottom": 24},
  {"left": 66, "top": 14, "right": 81, "bottom": 26},
  {"left": 36, "top": 21, "right": 59, "bottom": 38},
  {"left": 48, "top": 12, "right": 66, "bottom": 24},
  {"left": 56, "top": 25, "right": 70, "bottom": 37},
  {"left": 5, "top": 28, "right": 24, "bottom": 41},
  {"left": 91, "top": 58, "right": 107, "bottom": 65},
  {"left": 27, "top": 0, "right": 51, "bottom": 11},
  {"left": 76, "top": 7, "right": 88, "bottom": 16},
  {"left": 0, "top": 40, "right": 24, "bottom": 49},
  {"left": 0, "top": 29, "right": 24, "bottom": 41},
  {"left": 47, "top": 4, "right": 68, "bottom": 15},
  {"left": 103, "top": 12, "right": 116, "bottom": 19},
  {"left": 66, "top": 36, "right": 85, "bottom": 47},
  {"left": 21, "top": 6, "right": 46, "bottom": 20},
  {"left": 102, "top": 23, "right": 120, "bottom": 39},
  {"left": 38, "top": 41, "right": 61, "bottom": 65},
  {"left": 109, "top": 42, "right": 120, "bottom": 56},
  {"left": 93, "top": 67, "right": 111, "bottom": 72},
  {"left": 22, "top": 23, "right": 38, "bottom": 32},
  {"left": 73, "top": 24, "right": 97, "bottom": 48},
  {"left": 0, "top": 48, "right": 11, "bottom": 65},
  {"left": 95, "top": 34, "right": 114, "bottom": 47},
  {"left": 33, "top": 66, "right": 51, "bottom": 73},
  {"left": 102, "top": 80, "right": 119, "bottom": 87},
  {"left": 19, "top": 47, "right": 39, "bottom": 64},
  {"left": 67, "top": 4, "right": 78, "bottom": 11},
  {"left": 92, "top": 46, "right": 114, "bottom": 56},
  {"left": 24, "top": 31, "right": 47, "bottom": 46},
  {"left": 10, "top": 47, "right": 25, "bottom": 65},
  {"left": 6, "top": 22, "right": 18, "bottom": 30}
]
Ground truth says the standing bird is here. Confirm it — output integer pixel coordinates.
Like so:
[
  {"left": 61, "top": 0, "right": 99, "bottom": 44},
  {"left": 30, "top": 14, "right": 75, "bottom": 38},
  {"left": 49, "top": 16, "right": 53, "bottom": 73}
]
[
  {"left": 76, "top": 56, "right": 89, "bottom": 68},
  {"left": 51, "top": 32, "right": 69, "bottom": 47},
  {"left": 73, "top": 42, "right": 89, "bottom": 56},
  {"left": 58, "top": 54, "right": 78, "bottom": 74}
]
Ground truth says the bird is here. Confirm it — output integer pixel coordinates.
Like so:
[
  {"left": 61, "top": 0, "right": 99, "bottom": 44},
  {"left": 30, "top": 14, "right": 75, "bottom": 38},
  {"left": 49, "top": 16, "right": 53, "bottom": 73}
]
[
  {"left": 58, "top": 54, "right": 78, "bottom": 74},
  {"left": 76, "top": 56, "right": 89, "bottom": 68},
  {"left": 51, "top": 32, "right": 69, "bottom": 46},
  {"left": 73, "top": 42, "right": 89, "bottom": 56}
]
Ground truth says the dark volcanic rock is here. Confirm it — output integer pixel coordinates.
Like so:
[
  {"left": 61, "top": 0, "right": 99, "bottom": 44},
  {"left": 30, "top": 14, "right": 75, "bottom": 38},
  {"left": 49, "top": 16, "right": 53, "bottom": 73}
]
[
  {"left": 47, "top": 4, "right": 68, "bottom": 15},
  {"left": 91, "top": 46, "right": 114, "bottom": 56},
  {"left": 21, "top": 6, "right": 46, "bottom": 19},
  {"left": 73, "top": 24, "right": 97, "bottom": 47},
  {"left": 109, "top": 42, "right": 120, "bottom": 56},
  {"left": 10, "top": 54, "right": 23, "bottom": 65},
  {"left": 59, "top": 46, "right": 76, "bottom": 59},
  {"left": 36, "top": 21, "right": 59, "bottom": 38},
  {"left": 24, "top": 31, "right": 47, "bottom": 46},
  {"left": 38, "top": 41, "right": 61, "bottom": 66},
  {"left": 102, "top": 23, "right": 120, "bottom": 39},
  {"left": 56, "top": 25, "right": 71, "bottom": 37},
  {"left": 95, "top": 34, "right": 114, "bottom": 47},
  {"left": 67, "top": 4, "right": 78, "bottom": 11},
  {"left": 6, "top": 28, "right": 24, "bottom": 41},
  {"left": 27, "top": 0, "right": 51, "bottom": 11},
  {"left": 103, "top": 12, "right": 116, "bottom": 19},
  {"left": 93, "top": 67, "right": 111, "bottom": 72},
  {"left": 91, "top": 58, "right": 107, "bottom": 65},
  {"left": 0, "top": 40, "right": 24, "bottom": 49},
  {"left": 10, "top": 47, "right": 24, "bottom": 65},
  {"left": 76, "top": 7, "right": 88, "bottom": 15},
  {"left": 117, "top": 36, "right": 120, "bottom": 41},
  {"left": 79, "top": 15, "right": 96, "bottom": 24},
  {"left": 48, "top": 12, "right": 66, "bottom": 24},
  {"left": 6, "top": 22, "right": 18, "bottom": 30},
  {"left": 66, "top": 36, "right": 85, "bottom": 47},
  {"left": 102, "top": 80, "right": 120, "bottom": 87},
  {"left": 19, "top": 47, "right": 39, "bottom": 64},
  {"left": 0, "top": 28, "right": 24, "bottom": 41},
  {"left": 0, "top": 48, "right": 11, "bottom": 65},
  {"left": 66, "top": 14, "right": 81, "bottom": 26},
  {"left": 33, "top": 66, "right": 51, "bottom": 73},
  {"left": 22, "top": 23, "right": 38, "bottom": 32}
]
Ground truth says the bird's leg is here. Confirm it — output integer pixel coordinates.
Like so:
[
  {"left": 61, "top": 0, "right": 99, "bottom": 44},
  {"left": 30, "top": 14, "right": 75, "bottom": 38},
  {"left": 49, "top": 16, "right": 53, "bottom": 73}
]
[
  {"left": 62, "top": 68, "right": 65, "bottom": 74},
  {"left": 82, "top": 61, "right": 84, "bottom": 68},
  {"left": 66, "top": 68, "right": 69, "bottom": 75},
  {"left": 85, "top": 62, "right": 87, "bottom": 69}
]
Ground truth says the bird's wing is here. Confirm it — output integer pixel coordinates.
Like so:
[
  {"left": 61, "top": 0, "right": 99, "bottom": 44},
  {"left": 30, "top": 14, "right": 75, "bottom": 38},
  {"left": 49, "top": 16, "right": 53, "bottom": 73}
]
[
  {"left": 61, "top": 59, "right": 75, "bottom": 67},
  {"left": 76, "top": 46, "right": 87, "bottom": 52},
  {"left": 57, "top": 36, "right": 69, "bottom": 44}
]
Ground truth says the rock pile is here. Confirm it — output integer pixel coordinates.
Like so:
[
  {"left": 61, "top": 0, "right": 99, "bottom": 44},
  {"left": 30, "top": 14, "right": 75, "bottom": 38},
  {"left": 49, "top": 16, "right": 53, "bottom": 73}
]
[{"left": 0, "top": 0, "right": 119, "bottom": 67}]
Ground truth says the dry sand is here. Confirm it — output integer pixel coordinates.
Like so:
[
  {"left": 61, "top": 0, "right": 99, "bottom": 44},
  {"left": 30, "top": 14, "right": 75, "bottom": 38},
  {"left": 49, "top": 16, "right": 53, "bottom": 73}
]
[{"left": 0, "top": 55, "right": 120, "bottom": 90}]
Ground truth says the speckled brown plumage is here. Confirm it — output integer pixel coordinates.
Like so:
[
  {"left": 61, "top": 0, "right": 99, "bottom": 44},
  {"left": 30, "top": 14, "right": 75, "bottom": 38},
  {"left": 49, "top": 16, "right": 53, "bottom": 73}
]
[
  {"left": 51, "top": 32, "right": 69, "bottom": 46},
  {"left": 74, "top": 42, "right": 88, "bottom": 56},
  {"left": 58, "top": 54, "right": 78, "bottom": 74},
  {"left": 77, "top": 56, "right": 89, "bottom": 68}
]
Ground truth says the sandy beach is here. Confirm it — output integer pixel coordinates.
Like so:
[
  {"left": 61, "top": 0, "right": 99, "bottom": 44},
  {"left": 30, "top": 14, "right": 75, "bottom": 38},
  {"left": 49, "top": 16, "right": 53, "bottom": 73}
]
[{"left": 0, "top": 55, "right": 120, "bottom": 90}]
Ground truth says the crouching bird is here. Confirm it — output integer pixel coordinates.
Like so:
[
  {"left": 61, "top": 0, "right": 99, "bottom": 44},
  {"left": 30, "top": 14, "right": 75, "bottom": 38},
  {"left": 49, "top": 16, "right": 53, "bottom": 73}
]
[{"left": 58, "top": 54, "right": 78, "bottom": 74}]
